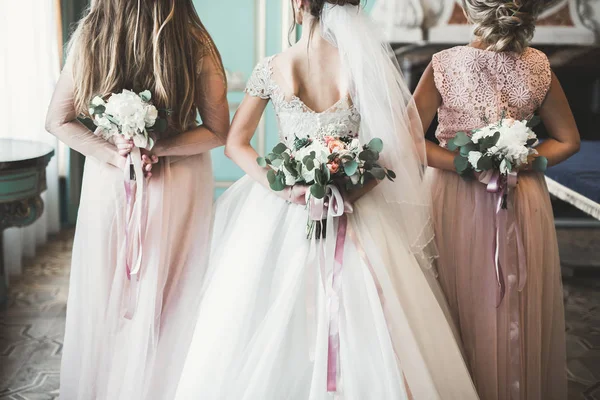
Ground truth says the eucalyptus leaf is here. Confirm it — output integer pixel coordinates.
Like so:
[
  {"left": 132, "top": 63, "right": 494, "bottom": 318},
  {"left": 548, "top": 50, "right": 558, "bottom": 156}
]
[
  {"left": 267, "top": 169, "right": 276, "bottom": 185},
  {"left": 460, "top": 142, "right": 477, "bottom": 157},
  {"left": 271, "top": 173, "right": 287, "bottom": 191},
  {"left": 454, "top": 155, "right": 470, "bottom": 174},
  {"left": 305, "top": 158, "right": 315, "bottom": 171},
  {"left": 527, "top": 115, "right": 541, "bottom": 128},
  {"left": 359, "top": 150, "right": 378, "bottom": 162},
  {"left": 273, "top": 142, "right": 288, "bottom": 155},
  {"left": 387, "top": 169, "right": 397, "bottom": 179},
  {"left": 531, "top": 156, "right": 548, "bottom": 172},
  {"left": 447, "top": 138, "right": 459, "bottom": 152},
  {"left": 154, "top": 118, "right": 167, "bottom": 133},
  {"left": 271, "top": 158, "right": 283, "bottom": 168},
  {"left": 256, "top": 157, "right": 267, "bottom": 167},
  {"left": 367, "top": 138, "right": 384, "bottom": 153},
  {"left": 94, "top": 105, "right": 106, "bottom": 115},
  {"left": 526, "top": 138, "right": 537, "bottom": 147},
  {"left": 343, "top": 160, "right": 358, "bottom": 176},
  {"left": 371, "top": 167, "right": 386, "bottom": 180},
  {"left": 477, "top": 154, "right": 494, "bottom": 171},
  {"left": 310, "top": 184, "right": 326, "bottom": 199},
  {"left": 453, "top": 131, "right": 472, "bottom": 147}
]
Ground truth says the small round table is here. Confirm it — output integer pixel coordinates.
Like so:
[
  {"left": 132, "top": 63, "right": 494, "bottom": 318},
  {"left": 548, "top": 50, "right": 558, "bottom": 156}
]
[{"left": 0, "top": 139, "right": 55, "bottom": 303}]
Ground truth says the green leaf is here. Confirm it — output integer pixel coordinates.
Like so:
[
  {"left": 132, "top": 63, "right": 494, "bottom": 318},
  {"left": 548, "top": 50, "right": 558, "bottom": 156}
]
[
  {"left": 267, "top": 169, "right": 276, "bottom": 185},
  {"left": 447, "top": 138, "right": 459, "bottom": 152},
  {"left": 270, "top": 172, "right": 287, "bottom": 191},
  {"left": 272, "top": 142, "right": 288, "bottom": 155},
  {"left": 371, "top": 167, "right": 386, "bottom": 180},
  {"left": 154, "top": 118, "right": 167, "bottom": 133},
  {"left": 93, "top": 105, "right": 106, "bottom": 115},
  {"left": 322, "top": 165, "right": 331, "bottom": 182},
  {"left": 527, "top": 115, "right": 541, "bottom": 128},
  {"left": 459, "top": 142, "right": 478, "bottom": 157},
  {"left": 454, "top": 155, "right": 470, "bottom": 174},
  {"left": 479, "top": 132, "right": 500, "bottom": 153},
  {"left": 271, "top": 158, "right": 283, "bottom": 168},
  {"left": 343, "top": 160, "right": 358, "bottom": 176},
  {"left": 387, "top": 169, "right": 397, "bottom": 179},
  {"left": 310, "top": 184, "right": 326, "bottom": 199},
  {"left": 359, "top": 150, "right": 379, "bottom": 162},
  {"left": 256, "top": 157, "right": 267, "bottom": 167},
  {"left": 453, "top": 131, "right": 472, "bottom": 147},
  {"left": 367, "top": 138, "right": 384, "bottom": 153},
  {"left": 531, "top": 156, "right": 548, "bottom": 172},
  {"left": 477, "top": 154, "right": 494, "bottom": 171},
  {"left": 305, "top": 158, "right": 315, "bottom": 171},
  {"left": 139, "top": 90, "right": 152, "bottom": 102}
]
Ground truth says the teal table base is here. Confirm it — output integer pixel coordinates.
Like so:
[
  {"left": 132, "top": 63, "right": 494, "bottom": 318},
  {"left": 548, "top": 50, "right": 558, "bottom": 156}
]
[{"left": 0, "top": 139, "right": 54, "bottom": 305}]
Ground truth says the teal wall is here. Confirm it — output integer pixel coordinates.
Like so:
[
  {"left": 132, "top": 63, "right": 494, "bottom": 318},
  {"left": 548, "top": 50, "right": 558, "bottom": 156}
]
[{"left": 193, "top": 0, "right": 376, "bottom": 198}]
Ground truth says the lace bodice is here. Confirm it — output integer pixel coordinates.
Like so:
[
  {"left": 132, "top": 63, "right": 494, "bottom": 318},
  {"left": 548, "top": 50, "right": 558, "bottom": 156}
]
[
  {"left": 245, "top": 56, "right": 361, "bottom": 147},
  {"left": 432, "top": 46, "right": 552, "bottom": 147}
]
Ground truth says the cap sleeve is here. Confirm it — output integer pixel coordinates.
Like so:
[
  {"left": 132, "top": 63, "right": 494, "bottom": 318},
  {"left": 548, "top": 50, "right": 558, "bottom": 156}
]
[{"left": 245, "top": 57, "right": 274, "bottom": 99}]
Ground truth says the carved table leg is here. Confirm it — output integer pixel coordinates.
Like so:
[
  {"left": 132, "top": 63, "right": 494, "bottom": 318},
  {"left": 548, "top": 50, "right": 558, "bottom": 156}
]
[{"left": 0, "top": 232, "right": 5, "bottom": 305}]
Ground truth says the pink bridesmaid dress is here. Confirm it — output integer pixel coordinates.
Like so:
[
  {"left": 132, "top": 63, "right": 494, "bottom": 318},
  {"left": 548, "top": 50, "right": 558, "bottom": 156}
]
[
  {"left": 45, "top": 56, "right": 228, "bottom": 400},
  {"left": 429, "top": 46, "right": 567, "bottom": 400}
]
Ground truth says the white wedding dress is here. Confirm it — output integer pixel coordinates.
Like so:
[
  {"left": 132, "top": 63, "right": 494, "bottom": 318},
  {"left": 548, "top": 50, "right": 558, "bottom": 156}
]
[{"left": 174, "top": 55, "right": 479, "bottom": 400}]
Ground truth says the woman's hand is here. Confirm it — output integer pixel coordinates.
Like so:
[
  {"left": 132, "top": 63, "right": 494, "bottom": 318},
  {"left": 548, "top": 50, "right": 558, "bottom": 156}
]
[
  {"left": 277, "top": 184, "right": 309, "bottom": 206},
  {"left": 141, "top": 149, "right": 159, "bottom": 178},
  {"left": 114, "top": 136, "right": 134, "bottom": 157}
]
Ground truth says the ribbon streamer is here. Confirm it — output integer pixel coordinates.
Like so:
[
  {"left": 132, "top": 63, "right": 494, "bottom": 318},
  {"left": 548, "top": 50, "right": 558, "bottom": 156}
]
[
  {"left": 484, "top": 170, "right": 527, "bottom": 398},
  {"left": 305, "top": 185, "right": 345, "bottom": 393},
  {"left": 123, "top": 147, "right": 148, "bottom": 320}
]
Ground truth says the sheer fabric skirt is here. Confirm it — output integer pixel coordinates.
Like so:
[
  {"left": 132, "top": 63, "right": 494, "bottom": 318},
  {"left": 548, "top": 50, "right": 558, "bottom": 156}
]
[
  {"left": 174, "top": 176, "right": 479, "bottom": 400},
  {"left": 428, "top": 168, "right": 567, "bottom": 400},
  {"left": 60, "top": 154, "right": 214, "bottom": 400}
]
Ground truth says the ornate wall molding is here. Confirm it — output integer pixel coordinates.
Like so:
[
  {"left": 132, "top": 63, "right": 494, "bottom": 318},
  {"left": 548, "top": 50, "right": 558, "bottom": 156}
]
[
  {"left": 376, "top": 0, "right": 598, "bottom": 45},
  {"left": 371, "top": 0, "right": 425, "bottom": 42}
]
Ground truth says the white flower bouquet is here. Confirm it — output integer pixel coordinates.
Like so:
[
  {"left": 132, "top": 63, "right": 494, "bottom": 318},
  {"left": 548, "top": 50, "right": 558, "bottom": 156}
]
[
  {"left": 257, "top": 124, "right": 395, "bottom": 200},
  {"left": 89, "top": 89, "right": 167, "bottom": 150},
  {"left": 449, "top": 115, "right": 548, "bottom": 178}
]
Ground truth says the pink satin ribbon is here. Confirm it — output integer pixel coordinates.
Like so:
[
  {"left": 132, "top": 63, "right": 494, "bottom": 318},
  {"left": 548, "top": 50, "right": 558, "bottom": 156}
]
[
  {"left": 305, "top": 185, "right": 346, "bottom": 393},
  {"left": 123, "top": 147, "right": 148, "bottom": 320},
  {"left": 484, "top": 170, "right": 527, "bottom": 398}
]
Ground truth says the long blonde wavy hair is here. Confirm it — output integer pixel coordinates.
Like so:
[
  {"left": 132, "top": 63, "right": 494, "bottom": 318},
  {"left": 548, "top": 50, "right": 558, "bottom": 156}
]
[{"left": 69, "top": 0, "right": 225, "bottom": 133}]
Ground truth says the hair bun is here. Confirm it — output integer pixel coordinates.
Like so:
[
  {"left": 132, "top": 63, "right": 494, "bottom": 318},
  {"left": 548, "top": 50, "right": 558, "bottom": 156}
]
[
  {"left": 308, "top": 0, "right": 361, "bottom": 18},
  {"left": 462, "top": 0, "right": 543, "bottom": 53}
]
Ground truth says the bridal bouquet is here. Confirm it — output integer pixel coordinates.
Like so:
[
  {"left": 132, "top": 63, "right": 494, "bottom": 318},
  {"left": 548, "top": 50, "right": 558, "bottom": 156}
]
[
  {"left": 89, "top": 89, "right": 167, "bottom": 150},
  {"left": 257, "top": 124, "right": 395, "bottom": 200},
  {"left": 449, "top": 115, "right": 548, "bottom": 178}
]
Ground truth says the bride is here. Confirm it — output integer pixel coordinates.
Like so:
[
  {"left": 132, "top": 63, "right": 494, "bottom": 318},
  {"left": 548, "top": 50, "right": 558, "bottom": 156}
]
[{"left": 175, "top": 1, "right": 479, "bottom": 398}]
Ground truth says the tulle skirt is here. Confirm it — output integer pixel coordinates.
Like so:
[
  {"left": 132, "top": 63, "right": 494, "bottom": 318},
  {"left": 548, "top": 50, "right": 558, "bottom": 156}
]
[
  {"left": 59, "top": 154, "right": 214, "bottom": 400},
  {"left": 428, "top": 168, "right": 567, "bottom": 400},
  {"left": 174, "top": 176, "right": 479, "bottom": 400}
]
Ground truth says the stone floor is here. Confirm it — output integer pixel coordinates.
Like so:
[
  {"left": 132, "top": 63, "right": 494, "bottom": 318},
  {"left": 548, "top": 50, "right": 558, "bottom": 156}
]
[{"left": 0, "top": 228, "right": 599, "bottom": 399}]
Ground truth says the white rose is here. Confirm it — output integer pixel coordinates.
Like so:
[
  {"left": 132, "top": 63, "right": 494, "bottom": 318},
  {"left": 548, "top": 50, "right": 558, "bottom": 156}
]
[
  {"left": 282, "top": 167, "right": 297, "bottom": 186},
  {"left": 468, "top": 151, "right": 483, "bottom": 169},
  {"left": 144, "top": 105, "right": 158, "bottom": 127}
]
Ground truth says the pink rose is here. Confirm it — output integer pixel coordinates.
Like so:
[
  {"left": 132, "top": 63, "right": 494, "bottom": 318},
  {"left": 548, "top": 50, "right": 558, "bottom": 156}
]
[
  {"left": 327, "top": 140, "right": 346, "bottom": 153},
  {"left": 328, "top": 161, "right": 340, "bottom": 174},
  {"left": 324, "top": 136, "right": 335, "bottom": 144}
]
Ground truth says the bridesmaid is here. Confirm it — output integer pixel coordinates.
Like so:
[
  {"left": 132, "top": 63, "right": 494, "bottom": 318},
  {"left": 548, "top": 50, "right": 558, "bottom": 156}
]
[
  {"left": 414, "top": 0, "right": 580, "bottom": 399},
  {"left": 45, "top": 1, "right": 229, "bottom": 399}
]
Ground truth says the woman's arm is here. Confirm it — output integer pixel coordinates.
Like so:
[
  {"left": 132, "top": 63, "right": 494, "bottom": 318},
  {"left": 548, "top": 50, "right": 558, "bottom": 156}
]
[
  {"left": 45, "top": 66, "right": 125, "bottom": 169},
  {"left": 535, "top": 71, "right": 581, "bottom": 166},
  {"left": 152, "top": 56, "right": 230, "bottom": 157},
  {"left": 225, "top": 94, "right": 307, "bottom": 204},
  {"left": 413, "top": 62, "right": 456, "bottom": 172}
]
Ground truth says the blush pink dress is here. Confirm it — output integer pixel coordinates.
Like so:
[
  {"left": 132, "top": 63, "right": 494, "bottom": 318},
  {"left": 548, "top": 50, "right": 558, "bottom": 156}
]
[
  {"left": 45, "top": 55, "right": 228, "bottom": 400},
  {"left": 429, "top": 46, "right": 567, "bottom": 400}
]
